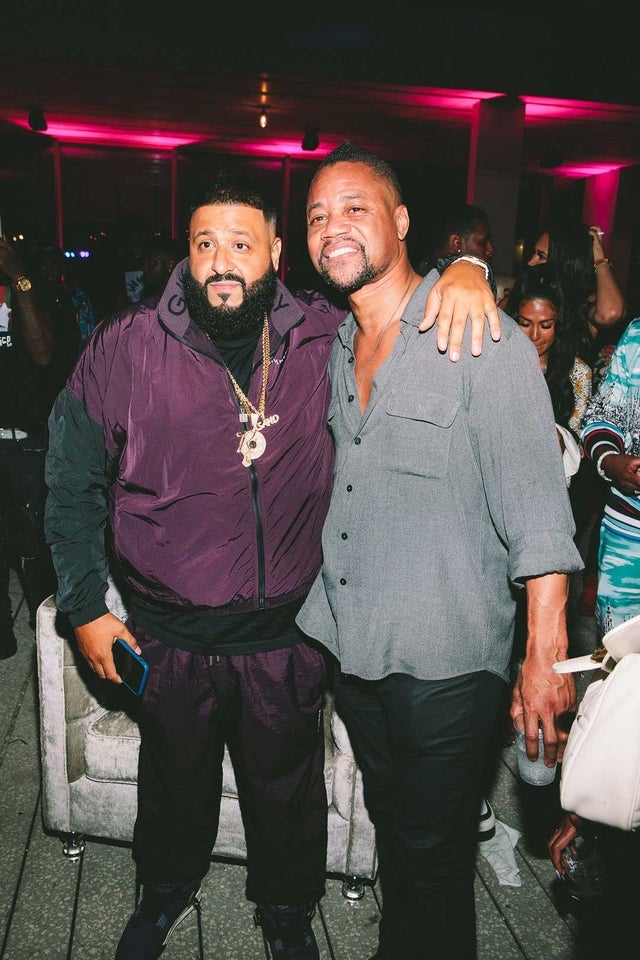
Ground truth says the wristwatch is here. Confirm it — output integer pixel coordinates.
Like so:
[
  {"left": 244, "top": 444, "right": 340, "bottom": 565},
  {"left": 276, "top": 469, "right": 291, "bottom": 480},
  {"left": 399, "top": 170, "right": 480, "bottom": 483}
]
[{"left": 13, "top": 275, "right": 32, "bottom": 293}]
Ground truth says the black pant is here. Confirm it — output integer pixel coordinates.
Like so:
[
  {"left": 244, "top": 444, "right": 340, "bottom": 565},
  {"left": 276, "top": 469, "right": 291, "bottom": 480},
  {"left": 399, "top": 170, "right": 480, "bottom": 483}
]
[
  {"left": 0, "top": 435, "right": 55, "bottom": 630},
  {"left": 334, "top": 669, "right": 505, "bottom": 960}
]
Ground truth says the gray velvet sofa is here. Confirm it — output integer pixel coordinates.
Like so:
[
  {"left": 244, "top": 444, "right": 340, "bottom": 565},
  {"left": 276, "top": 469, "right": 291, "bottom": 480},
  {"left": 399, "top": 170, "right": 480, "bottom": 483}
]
[{"left": 35, "top": 584, "right": 378, "bottom": 899}]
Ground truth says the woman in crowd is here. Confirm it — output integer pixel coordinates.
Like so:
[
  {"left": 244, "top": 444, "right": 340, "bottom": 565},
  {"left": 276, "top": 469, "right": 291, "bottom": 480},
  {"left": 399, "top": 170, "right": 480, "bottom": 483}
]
[
  {"left": 527, "top": 221, "right": 625, "bottom": 370},
  {"left": 548, "top": 315, "right": 640, "bottom": 960},
  {"left": 506, "top": 263, "right": 591, "bottom": 484},
  {"left": 579, "top": 316, "right": 640, "bottom": 633},
  {"left": 528, "top": 221, "right": 626, "bottom": 613}
]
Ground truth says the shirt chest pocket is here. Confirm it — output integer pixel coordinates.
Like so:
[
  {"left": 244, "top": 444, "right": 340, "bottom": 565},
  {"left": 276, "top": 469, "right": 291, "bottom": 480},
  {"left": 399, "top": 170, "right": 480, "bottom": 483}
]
[{"left": 384, "top": 392, "right": 459, "bottom": 478}]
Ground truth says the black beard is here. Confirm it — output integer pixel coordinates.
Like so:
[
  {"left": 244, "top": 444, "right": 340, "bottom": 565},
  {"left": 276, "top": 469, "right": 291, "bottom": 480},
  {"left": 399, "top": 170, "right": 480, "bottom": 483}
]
[{"left": 183, "top": 267, "right": 278, "bottom": 340}]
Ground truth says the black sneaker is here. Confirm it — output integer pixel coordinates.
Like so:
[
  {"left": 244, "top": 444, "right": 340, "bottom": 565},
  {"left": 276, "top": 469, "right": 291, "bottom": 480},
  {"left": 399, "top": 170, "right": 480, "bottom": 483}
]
[
  {"left": 115, "top": 880, "right": 201, "bottom": 960},
  {"left": 0, "top": 627, "right": 17, "bottom": 660},
  {"left": 254, "top": 902, "right": 320, "bottom": 960},
  {"left": 477, "top": 797, "right": 496, "bottom": 842}
]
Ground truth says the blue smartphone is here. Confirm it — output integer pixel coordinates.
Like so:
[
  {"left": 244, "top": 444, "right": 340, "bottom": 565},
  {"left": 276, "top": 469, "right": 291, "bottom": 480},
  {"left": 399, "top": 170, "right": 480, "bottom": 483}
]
[{"left": 112, "top": 637, "right": 149, "bottom": 696}]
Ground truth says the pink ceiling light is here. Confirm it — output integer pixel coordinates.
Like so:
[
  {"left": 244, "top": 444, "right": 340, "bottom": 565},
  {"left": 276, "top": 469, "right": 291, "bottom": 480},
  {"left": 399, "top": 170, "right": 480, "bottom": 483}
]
[
  {"left": 12, "top": 118, "right": 208, "bottom": 150},
  {"left": 522, "top": 95, "right": 639, "bottom": 120},
  {"left": 398, "top": 87, "right": 504, "bottom": 111},
  {"left": 558, "top": 163, "right": 627, "bottom": 177}
]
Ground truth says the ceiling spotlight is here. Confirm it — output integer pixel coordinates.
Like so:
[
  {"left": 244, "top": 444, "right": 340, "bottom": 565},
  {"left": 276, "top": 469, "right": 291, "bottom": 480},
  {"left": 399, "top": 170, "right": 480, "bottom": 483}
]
[
  {"left": 301, "top": 128, "right": 319, "bottom": 152},
  {"left": 259, "top": 107, "right": 268, "bottom": 129},
  {"left": 28, "top": 106, "right": 48, "bottom": 132}
]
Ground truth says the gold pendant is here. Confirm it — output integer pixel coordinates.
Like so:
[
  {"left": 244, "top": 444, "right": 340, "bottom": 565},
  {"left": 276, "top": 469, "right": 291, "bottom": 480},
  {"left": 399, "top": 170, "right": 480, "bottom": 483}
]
[
  {"left": 251, "top": 412, "right": 280, "bottom": 430},
  {"left": 237, "top": 428, "right": 267, "bottom": 467},
  {"left": 235, "top": 412, "right": 279, "bottom": 467}
]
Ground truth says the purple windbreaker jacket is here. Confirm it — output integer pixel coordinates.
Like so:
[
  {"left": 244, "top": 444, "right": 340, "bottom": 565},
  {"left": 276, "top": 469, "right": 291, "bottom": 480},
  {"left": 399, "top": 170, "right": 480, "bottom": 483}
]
[{"left": 45, "top": 260, "right": 343, "bottom": 628}]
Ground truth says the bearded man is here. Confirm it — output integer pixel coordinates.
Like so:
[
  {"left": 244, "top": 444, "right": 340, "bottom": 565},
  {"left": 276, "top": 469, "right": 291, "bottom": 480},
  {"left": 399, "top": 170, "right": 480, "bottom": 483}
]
[{"left": 43, "top": 173, "right": 498, "bottom": 960}]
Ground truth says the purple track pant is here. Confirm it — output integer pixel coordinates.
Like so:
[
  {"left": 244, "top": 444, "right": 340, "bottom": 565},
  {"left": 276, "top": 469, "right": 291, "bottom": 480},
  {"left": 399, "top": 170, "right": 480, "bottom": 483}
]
[{"left": 130, "top": 624, "right": 328, "bottom": 906}]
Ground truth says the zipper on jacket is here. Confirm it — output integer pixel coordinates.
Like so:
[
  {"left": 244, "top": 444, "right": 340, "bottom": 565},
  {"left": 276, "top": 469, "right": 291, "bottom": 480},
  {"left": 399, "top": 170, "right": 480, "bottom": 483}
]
[
  {"left": 164, "top": 315, "right": 282, "bottom": 613},
  {"left": 235, "top": 404, "right": 267, "bottom": 610},
  {"left": 249, "top": 457, "right": 266, "bottom": 609},
  {"left": 213, "top": 344, "right": 271, "bottom": 614}
]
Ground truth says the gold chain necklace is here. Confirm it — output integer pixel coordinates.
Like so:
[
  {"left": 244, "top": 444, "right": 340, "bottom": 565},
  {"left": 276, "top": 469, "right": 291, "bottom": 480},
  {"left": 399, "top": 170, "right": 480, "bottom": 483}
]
[
  {"left": 222, "top": 313, "right": 279, "bottom": 467},
  {"left": 355, "top": 277, "right": 415, "bottom": 387}
]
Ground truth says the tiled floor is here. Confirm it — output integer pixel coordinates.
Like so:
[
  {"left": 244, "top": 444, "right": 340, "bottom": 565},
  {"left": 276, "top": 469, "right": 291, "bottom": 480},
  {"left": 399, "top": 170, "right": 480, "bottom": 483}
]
[{"left": 1, "top": 569, "right": 600, "bottom": 960}]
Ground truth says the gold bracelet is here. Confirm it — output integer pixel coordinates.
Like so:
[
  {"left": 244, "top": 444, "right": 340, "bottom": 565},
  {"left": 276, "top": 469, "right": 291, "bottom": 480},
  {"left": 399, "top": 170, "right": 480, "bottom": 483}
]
[{"left": 594, "top": 258, "right": 611, "bottom": 270}]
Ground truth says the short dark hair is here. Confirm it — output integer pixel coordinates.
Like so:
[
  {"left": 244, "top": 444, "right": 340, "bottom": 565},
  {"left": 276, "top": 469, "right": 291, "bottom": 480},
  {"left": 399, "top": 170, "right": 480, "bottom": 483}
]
[
  {"left": 314, "top": 140, "right": 403, "bottom": 204},
  {"left": 190, "top": 172, "right": 278, "bottom": 232},
  {"left": 434, "top": 203, "right": 490, "bottom": 248}
]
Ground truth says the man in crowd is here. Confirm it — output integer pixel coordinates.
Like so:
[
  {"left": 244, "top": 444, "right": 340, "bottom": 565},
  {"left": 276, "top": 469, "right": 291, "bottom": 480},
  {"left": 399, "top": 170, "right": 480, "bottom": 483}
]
[
  {"left": 0, "top": 235, "right": 56, "bottom": 659},
  {"left": 44, "top": 172, "right": 497, "bottom": 960},
  {"left": 140, "top": 235, "right": 184, "bottom": 304},
  {"left": 418, "top": 201, "right": 494, "bottom": 282},
  {"left": 297, "top": 141, "right": 583, "bottom": 960}
]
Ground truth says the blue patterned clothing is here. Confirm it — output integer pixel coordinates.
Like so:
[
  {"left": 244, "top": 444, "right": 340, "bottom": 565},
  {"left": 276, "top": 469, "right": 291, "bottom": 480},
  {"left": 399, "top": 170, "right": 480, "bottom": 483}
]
[
  {"left": 67, "top": 283, "right": 97, "bottom": 345},
  {"left": 581, "top": 318, "right": 640, "bottom": 633}
]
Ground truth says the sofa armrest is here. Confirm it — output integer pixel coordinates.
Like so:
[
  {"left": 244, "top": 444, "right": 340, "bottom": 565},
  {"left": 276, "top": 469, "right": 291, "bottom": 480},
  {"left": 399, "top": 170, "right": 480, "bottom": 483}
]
[
  {"left": 36, "top": 595, "right": 110, "bottom": 831},
  {"left": 324, "top": 692, "right": 378, "bottom": 880},
  {"left": 325, "top": 697, "right": 358, "bottom": 818}
]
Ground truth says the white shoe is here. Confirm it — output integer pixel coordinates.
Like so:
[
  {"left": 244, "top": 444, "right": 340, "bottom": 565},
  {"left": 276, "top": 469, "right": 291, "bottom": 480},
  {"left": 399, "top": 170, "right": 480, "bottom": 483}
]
[{"left": 477, "top": 797, "right": 496, "bottom": 842}]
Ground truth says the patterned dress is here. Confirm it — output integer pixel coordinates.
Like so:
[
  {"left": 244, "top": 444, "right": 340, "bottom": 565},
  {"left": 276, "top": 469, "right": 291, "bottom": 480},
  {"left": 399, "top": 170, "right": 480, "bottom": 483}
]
[
  {"left": 581, "top": 318, "right": 640, "bottom": 633},
  {"left": 555, "top": 357, "right": 591, "bottom": 485},
  {"left": 569, "top": 356, "right": 592, "bottom": 434}
]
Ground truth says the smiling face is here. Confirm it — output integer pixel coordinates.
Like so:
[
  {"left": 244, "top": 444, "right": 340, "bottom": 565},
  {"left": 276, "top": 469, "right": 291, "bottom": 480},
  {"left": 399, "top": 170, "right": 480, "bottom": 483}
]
[
  {"left": 305, "top": 160, "right": 408, "bottom": 295},
  {"left": 515, "top": 296, "right": 557, "bottom": 367}
]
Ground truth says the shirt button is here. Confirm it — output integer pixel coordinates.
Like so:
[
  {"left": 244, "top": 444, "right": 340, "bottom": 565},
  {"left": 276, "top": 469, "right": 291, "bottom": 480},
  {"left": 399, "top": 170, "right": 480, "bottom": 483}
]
[
  {"left": 340, "top": 578, "right": 347, "bottom": 585},
  {"left": 354, "top": 437, "right": 361, "bottom": 445},
  {"left": 348, "top": 394, "right": 354, "bottom": 403},
  {"left": 341, "top": 532, "right": 348, "bottom": 540},
  {"left": 346, "top": 484, "right": 353, "bottom": 492}
]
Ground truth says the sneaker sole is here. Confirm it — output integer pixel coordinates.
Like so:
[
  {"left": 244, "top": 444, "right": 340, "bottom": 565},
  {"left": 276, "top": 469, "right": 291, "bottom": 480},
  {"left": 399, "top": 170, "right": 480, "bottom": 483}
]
[
  {"left": 161, "top": 887, "right": 202, "bottom": 948},
  {"left": 477, "top": 801, "right": 496, "bottom": 842}
]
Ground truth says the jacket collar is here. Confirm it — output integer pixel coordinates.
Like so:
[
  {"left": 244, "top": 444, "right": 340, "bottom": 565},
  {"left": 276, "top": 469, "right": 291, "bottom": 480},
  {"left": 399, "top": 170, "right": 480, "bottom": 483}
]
[{"left": 157, "top": 257, "right": 308, "bottom": 354}]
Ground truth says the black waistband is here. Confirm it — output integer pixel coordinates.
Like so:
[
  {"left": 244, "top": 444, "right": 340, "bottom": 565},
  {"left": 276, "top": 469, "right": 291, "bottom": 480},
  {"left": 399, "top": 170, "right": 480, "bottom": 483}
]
[{"left": 129, "top": 592, "right": 306, "bottom": 653}]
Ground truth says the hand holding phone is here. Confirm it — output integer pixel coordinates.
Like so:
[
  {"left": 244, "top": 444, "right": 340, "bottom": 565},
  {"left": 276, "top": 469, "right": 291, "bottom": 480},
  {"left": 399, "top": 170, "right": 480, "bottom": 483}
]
[{"left": 112, "top": 637, "right": 149, "bottom": 696}]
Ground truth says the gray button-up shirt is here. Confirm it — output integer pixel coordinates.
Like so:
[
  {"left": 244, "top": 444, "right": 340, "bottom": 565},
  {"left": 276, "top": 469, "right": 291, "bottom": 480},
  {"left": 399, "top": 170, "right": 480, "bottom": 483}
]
[{"left": 296, "top": 275, "right": 584, "bottom": 682}]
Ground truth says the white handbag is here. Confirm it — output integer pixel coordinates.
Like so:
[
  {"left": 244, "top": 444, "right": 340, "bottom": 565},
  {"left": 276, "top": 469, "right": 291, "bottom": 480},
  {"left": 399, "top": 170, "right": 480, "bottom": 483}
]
[
  {"left": 556, "top": 423, "right": 581, "bottom": 486},
  {"left": 553, "top": 613, "right": 640, "bottom": 831}
]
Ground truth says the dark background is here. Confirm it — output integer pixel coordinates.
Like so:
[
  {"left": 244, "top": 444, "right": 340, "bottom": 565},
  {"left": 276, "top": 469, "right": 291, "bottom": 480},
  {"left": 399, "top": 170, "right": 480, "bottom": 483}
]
[
  {"left": 4, "top": 0, "right": 639, "bottom": 107},
  {"left": 4, "top": 0, "right": 640, "bottom": 311}
]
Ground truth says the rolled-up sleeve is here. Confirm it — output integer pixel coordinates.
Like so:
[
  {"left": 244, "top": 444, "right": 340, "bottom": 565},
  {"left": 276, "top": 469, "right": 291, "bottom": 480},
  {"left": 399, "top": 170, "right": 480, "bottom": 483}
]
[{"left": 468, "top": 329, "right": 582, "bottom": 585}]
